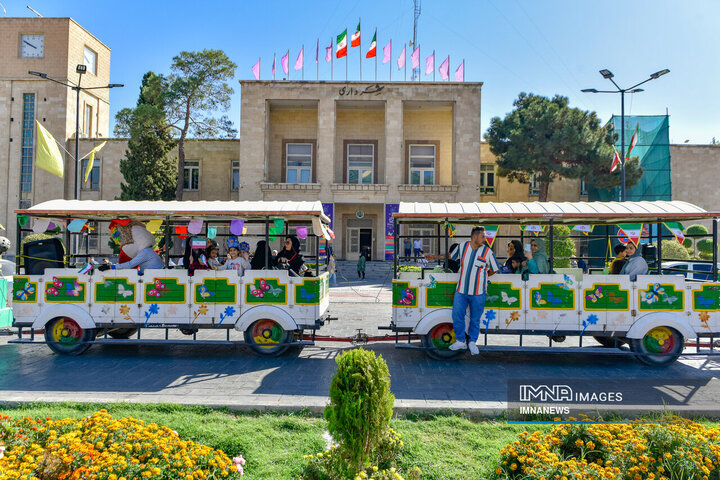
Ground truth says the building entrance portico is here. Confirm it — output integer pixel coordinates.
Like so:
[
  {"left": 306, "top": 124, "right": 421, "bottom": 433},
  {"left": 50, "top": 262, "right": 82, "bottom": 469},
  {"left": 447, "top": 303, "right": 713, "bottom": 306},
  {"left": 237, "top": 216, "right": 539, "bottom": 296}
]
[{"left": 346, "top": 220, "right": 373, "bottom": 261}]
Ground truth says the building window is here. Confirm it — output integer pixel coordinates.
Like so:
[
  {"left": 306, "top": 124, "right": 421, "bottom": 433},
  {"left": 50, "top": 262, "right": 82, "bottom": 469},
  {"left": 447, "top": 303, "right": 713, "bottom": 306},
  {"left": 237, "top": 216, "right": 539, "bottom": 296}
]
[
  {"left": 529, "top": 174, "right": 539, "bottom": 196},
  {"left": 83, "top": 104, "right": 93, "bottom": 138},
  {"left": 286, "top": 143, "right": 312, "bottom": 183},
  {"left": 83, "top": 46, "right": 98, "bottom": 75},
  {"left": 20, "top": 93, "right": 35, "bottom": 209},
  {"left": 580, "top": 180, "right": 588, "bottom": 196},
  {"left": 409, "top": 144, "right": 436, "bottom": 185},
  {"left": 183, "top": 161, "right": 200, "bottom": 191},
  {"left": 347, "top": 143, "right": 374, "bottom": 184},
  {"left": 479, "top": 164, "right": 495, "bottom": 194},
  {"left": 231, "top": 161, "right": 240, "bottom": 191},
  {"left": 81, "top": 158, "right": 101, "bottom": 191}
]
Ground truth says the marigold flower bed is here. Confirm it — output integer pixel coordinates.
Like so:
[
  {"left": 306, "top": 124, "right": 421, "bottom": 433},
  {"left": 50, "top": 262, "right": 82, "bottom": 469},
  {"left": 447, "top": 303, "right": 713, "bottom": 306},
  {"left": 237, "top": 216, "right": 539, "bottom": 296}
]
[
  {"left": 0, "top": 409, "right": 244, "bottom": 480},
  {"left": 491, "top": 416, "right": 720, "bottom": 480}
]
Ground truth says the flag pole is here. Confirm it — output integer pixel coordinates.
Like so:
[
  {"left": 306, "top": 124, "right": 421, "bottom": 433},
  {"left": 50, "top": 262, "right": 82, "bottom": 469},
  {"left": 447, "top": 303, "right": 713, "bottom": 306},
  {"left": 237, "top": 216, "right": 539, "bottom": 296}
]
[
  {"left": 259, "top": 57, "right": 261, "bottom": 79},
  {"left": 447, "top": 55, "right": 450, "bottom": 82},
  {"left": 358, "top": 17, "right": 362, "bottom": 81},
  {"left": 374, "top": 35, "right": 377, "bottom": 82},
  {"left": 389, "top": 41, "right": 392, "bottom": 81},
  {"left": 302, "top": 44, "right": 305, "bottom": 81},
  {"left": 331, "top": 37, "right": 334, "bottom": 81},
  {"left": 316, "top": 39, "right": 319, "bottom": 80},
  {"left": 404, "top": 44, "right": 406, "bottom": 81},
  {"left": 273, "top": 53, "right": 276, "bottom": 80},
  {"left": 346, "top": 43, "right": 348, "bottom": 82},
  {"left": 433, "top": 50, "right": 435, "bottom": 82},
  {"left": 462, "top": 57, "right": 465, "bottom": 81},
  {"left": 287, "top": 49, "right": 290, "bottom": 80}
]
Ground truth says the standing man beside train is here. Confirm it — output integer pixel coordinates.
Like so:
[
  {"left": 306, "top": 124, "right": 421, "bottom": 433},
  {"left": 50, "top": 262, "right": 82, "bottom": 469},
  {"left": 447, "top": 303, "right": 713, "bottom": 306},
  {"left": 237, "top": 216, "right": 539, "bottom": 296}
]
[{"left": 426, "top": 226, "right": 499, "bottom": 355}]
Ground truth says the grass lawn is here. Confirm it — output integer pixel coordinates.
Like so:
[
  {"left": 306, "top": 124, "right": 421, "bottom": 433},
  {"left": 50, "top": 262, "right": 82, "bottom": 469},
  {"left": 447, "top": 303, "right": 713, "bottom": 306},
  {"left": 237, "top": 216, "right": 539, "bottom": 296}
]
[{"left": 3, "top": 403, "right": 718, "bottom": 479}]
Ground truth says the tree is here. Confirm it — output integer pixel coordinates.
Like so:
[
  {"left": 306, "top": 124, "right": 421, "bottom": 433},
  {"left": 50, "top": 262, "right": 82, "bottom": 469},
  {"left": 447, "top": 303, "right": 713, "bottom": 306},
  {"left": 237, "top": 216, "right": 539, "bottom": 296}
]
[
  {"left": 682, "top": 224, "right": 709, "bottom": 256},
  {"left": 551, "top": 225, "right": 575, "bottom": 268},
  {"left": 115, "top": 72, "right": 177, "bottom": 200},
  {"left": 165, "top": 50, "right": 237, "bottom": 200},
  {"left": 484, "top": 93, "right": 643, "bottom": 201}
]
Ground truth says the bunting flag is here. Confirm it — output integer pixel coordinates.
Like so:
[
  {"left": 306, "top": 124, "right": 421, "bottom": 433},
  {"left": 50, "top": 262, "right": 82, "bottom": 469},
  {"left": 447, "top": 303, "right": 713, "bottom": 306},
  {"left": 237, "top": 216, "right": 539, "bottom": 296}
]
[
  {"left": 67, "top": 218, "right": 88, "bottom": 233},
  {"left": 251, "top": 59, "right": 260, "bottom": 80},
  {"left": 382, "top": 40, "right": 391, "bottom": 63},
  {"left": 35, "top": 120, "right": 64, "bottom": 177},
  {"left": 483, "top": 225, "right": 499, "bottom": 247},
  {"left": 520, "top": 225, "right": 545, "bottom": 236},
  {"left": 626, "top": 123, "right": 639, "bottom": 159},
  {"left": 296, "top": 226, "right": 308, "bottom": 239},
  {"left": 410, "top": 46, "right": 420, "bottom": 69},
  {"left": 618, "top": 224, "right": 643, "bottom": 247},
  {"left": 443, "top": 221, "right": 457, "bottom": 237},
  {"left": 295, "top": 47, "right": 304, "bottom": 71},
  {"left": 281, "top": 51, "right": 289, "bottom": 74},
  {"left": 610, "top": 147, "right": 621, "bottom": 173},
  {"left": 187, "top": 220, "right": 203, "bottom": 235},
  {"left": 272, "top": 55, "right": 276, "bottom": 77},
  {"left": 0, "top": 223, "right": 4, "bottom": 231},
  {"left": 230, "top": 219, "right": 245, "bottom": 235},
  {"left": 366, "top": 29, "right": 377, "bottom": 58},
  {"left": 454, "top": 60, "right": 464, "bottom": 82},
  {"left": 425, "top": 52, "right": 434, "bottom": 75},
  {"left": 397, "top": 45, "right": 406, "bottom": 69},
  {"left": 145, "top": 219, "right": 163, "bottom": 234},
  {"left": 664, "top": 222, "right": 685, "bottom": 244},
  {"left": 325, "top": 41, "right": 332, "bottom": 62},
  {"left": 351, "top": 20, "right": 361, "bottom": 47},
  {"left": 83, "top": 141, "right": 106, "bottom": 183},
  {"left": 572, "top": 225, "right": 594, "bottom": 235},
  {"left": 336, "top": 29, "right": 347, "bottom": 58},
  {"left": 207, "top": 226, "right": 217, "bottom": 239},
  {"left": 439, "top": 56, "right": 449, "bottom": 80}
]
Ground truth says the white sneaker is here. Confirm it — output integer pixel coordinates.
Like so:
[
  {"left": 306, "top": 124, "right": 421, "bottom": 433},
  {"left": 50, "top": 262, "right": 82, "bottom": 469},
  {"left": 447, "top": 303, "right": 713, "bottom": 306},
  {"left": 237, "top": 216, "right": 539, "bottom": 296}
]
[
  {"left": 448, "top": 341, "right": 467, "bottom": 351},
  {"left": 468, "top": 343, "right": 480, "bottom": 355}
]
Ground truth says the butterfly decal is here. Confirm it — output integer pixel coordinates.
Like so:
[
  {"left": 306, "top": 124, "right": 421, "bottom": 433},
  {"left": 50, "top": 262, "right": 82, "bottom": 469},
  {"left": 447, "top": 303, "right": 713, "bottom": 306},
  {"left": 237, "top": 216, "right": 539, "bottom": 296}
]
[
  {"left": 500, "top": 291, "right": 518, "bottom": 305},
  {"left": 556, "top": 274, "right": 574, "bottom": 291},
  {"left": 148, "top": 279, "right": 168, "bottom": 298},
  {"left": 398, "top": 288, "right": 415, "bottom": 305},
  {"left": 606, "top": 291, "right": 623, "bottom": 304},
  {"left": 46, "top": 286, "right": 59, "bottom": 296},
  {"left": 533, "top": 291, "right": 546, "bottom": 305},
  {"left": 586, "top": 286, "right": 603, "bottom": 303},
  {"left": 697, "top": 294, "right": 714, "bottom": 309},
  {"left": 52, "top": 277, "right": 63, "bottom": 288},
  {"left": 267, "top": 287, "right": 282, "bottom": 297},
  {"left": 258, "top": 279, "right": 271, "bottom": 291},
  {"left": 250, "top": 289, "right": 265, "bottom": 298},
  {"left": 642, "top": 283, "right": 666, "bottom": 304},
  {"left": 117, "top": 284, "right": 133, "bottom": 299},
  {"left": 16, "top": 282, "right": 35, "bottom": 300},
  {"left": 425, "top": 275, "right": 438, "bottom": 289},
  {"left": 546, "top": 292, "right": 562, "bottom": 306},
  {"left": 65, "top": 280, "right": 83, "bottom": 297},
  {"left": 663, "top": 295, "right": 678, "bottom": 305},
  {"left": 198, "top": 285, "right": 215, "bottom": 299},
  {"left": 299, "top": 288, "right": 317, "bottom": 302},
  {"left": 486, "top": 295, "right": 500, "bottom": 304}
]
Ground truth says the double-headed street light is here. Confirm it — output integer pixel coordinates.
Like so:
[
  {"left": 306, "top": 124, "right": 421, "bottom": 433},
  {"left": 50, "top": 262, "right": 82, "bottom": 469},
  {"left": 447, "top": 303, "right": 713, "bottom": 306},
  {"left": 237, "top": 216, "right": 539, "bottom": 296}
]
[
  {"left": 582, "top": 68, "right": 669, "bottom": 201},
  {"left": 29, "top": 66, "right": 123, "bottom": 200}
]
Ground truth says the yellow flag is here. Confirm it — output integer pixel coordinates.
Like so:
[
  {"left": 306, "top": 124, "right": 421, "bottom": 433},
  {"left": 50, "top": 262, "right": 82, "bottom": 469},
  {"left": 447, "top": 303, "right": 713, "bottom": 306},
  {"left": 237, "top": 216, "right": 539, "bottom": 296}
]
[
  {"left": 83, "top": 141, "right": 107, "bottom": 184},
  {"left": 146, "top": 219, "right": 163, "bottom": 234},
  {"left": 35, "top": 120, "right": 64, "bottom": 177},
  {"left": 0, "top": 223, "right": 4, "bottom": 230}
]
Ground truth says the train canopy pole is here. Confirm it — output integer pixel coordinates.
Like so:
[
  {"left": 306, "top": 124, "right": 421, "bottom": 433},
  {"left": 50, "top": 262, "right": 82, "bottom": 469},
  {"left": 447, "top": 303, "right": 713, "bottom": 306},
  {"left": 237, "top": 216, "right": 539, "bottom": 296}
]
[
  {"left": 264, "top": 216, "right": 270, "bottom": 270},
  {"left": 548, "top": 219, "right": 554, "bottom": 272},
  {"left": 65, "top": 215, "right": 71, "bottom": 266},
  {"left": 436, "top": 223, "right": 441, "bottom": 267},
  {"left": 15, "top": 215, "right": 21, "bottom": 274},
  {"left": 713, "top": 217, "right": 718, "bottom": 281},
  {"left": 656, "top": 218, "right": 663, "bottom": 274},
  {"left": 393, "top": 218, "right": 399, "bottom": 279},
  {"left": 315, "top": 230, "right": 320, "bottom": 277},
  {"left": 163, "top": 215, "right": 171, "bottom": 267},
  {"left": 444, "top": 217, "right": 449, "bottom": 270}
]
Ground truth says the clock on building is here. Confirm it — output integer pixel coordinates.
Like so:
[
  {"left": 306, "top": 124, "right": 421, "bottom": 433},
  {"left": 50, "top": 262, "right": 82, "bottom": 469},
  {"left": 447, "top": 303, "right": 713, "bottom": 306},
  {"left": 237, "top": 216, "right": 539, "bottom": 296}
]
[
  {"left": 20, "top": 34, "right": 44, "bottom": 58},
  {"left": 83, "top": 46, "right": 97, "bottom": 75}
]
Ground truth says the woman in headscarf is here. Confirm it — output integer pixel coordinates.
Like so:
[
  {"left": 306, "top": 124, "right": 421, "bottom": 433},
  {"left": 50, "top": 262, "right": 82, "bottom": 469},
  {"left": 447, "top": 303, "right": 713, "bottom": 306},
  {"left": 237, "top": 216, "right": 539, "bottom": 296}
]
[
  {"left": 504, "top": 240, "right": 523, "bottom": 270},
  {"left": 250, "top": 240, "right": 277, "bottom": 270},
  {"left": 276, "top": 235, "right": 305, "bottom": 276},
  {"left": 524, "top": 238, "right": 550, "bottom": 274},
  {"left": 620, "top": 242, "right": 648, "bottom": 281}
]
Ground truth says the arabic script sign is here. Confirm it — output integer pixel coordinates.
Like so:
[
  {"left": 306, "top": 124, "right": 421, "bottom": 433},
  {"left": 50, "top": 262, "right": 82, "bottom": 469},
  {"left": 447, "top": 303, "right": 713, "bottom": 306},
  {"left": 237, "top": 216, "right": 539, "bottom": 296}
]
[{"left": 338, "top": 84, "right": 385, "bottom": 97}]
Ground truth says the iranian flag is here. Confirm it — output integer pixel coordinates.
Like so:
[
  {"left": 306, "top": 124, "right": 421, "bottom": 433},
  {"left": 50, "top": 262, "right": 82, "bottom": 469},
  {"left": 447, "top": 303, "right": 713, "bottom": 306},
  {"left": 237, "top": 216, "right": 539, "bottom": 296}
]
[
  {"left": 626, "top": 123, "right": 639, "bottom": 159},
  {"left": 483, "top": 225, "right": 499, "bottom": 247},
  {"left": 351, "top": 21, "right": 361, "bottom": 47},
  {"left": 336, "top": 29, "right": 347, "bottom": 58},
  {"left": 610, "top": 147, "right": 621, "bottom": 172},
  {"left": 664, "top": 222, "right": 685, "bottom": 244},
  {"left": 366, "top": 29, "right": 377, "bottom": 58},
  {"left": 618, "top": 224, "right": 643, "bottom": 247},
  {"left": 572, "top": 225, "right": 594, "bottom": 235}
]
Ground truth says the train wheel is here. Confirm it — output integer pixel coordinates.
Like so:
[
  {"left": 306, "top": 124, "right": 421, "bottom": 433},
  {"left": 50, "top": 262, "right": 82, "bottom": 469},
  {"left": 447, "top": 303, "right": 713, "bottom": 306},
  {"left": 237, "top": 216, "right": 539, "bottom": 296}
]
[
  {"left": 244, "top": 318, "right": 292, "bottom": 356},
  {"left": 421, "top": 323, "right": 463, "bottom": 360},
  {"left": 107, "top": 328, "right": 138, "bottom": 339},
  {"left": 630, "top": 326, "right": 683, "bottom": 366},
  {"left": 593, "top": 336, "right": 626, "bottom": 348},
  {"left": 44, "top": 317, "right": 95, "bottom": 355}
]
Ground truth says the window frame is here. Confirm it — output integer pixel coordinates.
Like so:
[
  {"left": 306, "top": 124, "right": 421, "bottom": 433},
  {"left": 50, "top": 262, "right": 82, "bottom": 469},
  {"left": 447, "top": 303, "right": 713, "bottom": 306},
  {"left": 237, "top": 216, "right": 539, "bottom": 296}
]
[
  {"left": 83, "top": 103, "right": 93, "bottom": 138},
  {"left": 83, "top": 46, "right": 98, "bottom": 75},
  {"left": 183, "top": 160, "right": 200, "bottom": 191},
  {"left": 19, "top": 93, "right": 35, "bottom": 209},
  {"left": 405, "top": 141, "right": 439, "bottom": 185},
  {"left": 81, "top": 157, "right": 101, "bottom": 191},
  {"left": 231, "top": 161, "right": 240, "bottom": 191},
  {"left": 529, "top": 174, "right": 540, "bottom": 196},
  {"left": 479, "top": 163, "right": 496, "bottom": 194},
  {"left": 282, "top": 139, "right": 316, "bottom": 184},
  {"left": 344, "top": 140, "right": 378, "bottom": 185}
]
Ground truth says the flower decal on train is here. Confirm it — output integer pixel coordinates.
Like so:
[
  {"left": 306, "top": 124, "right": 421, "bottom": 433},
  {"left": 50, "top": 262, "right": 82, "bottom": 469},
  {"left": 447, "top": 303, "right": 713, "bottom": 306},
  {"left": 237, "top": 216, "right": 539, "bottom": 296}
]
[
  {"left": 218, "top": 306, "right": 236, "bottom": 326},
  {"left": 581, "top": 314, "right": 599, "bottom": 335},
  {"left": 482, "top": 310, "right": 496, "bottom": 330}
]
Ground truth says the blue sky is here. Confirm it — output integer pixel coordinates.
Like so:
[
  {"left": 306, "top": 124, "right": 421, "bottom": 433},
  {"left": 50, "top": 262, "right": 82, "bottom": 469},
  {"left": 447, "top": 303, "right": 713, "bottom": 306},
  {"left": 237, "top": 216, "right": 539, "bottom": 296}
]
[{"left": 8, "top": 0, "right": 720, "bottom": 143}]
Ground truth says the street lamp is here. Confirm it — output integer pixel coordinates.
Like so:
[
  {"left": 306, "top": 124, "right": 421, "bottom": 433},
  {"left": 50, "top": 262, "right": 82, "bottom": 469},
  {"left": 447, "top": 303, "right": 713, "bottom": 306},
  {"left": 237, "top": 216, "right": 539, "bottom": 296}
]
[
  {"left": 28, "top": 66, "right": 123, "bottom": 200},
  {"left": 581, "top": 68, "right": 669, "bottom": 201}
]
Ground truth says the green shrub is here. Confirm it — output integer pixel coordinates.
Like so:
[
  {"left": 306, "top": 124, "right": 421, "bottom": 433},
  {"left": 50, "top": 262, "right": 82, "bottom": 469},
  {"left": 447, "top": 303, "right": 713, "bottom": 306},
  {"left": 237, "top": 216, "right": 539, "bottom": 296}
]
[
  {"left": 697, "top": 238, "right": 715, "bottom": 260},
  {"left": 550, "top": 225, "right": 575, "bottom": 268},
  {"left": 324, "top": 349, "right": 395, "bottom": 473},
  {"left": 657, "top": 240, "right": 690, "bottom": 260},
  {"left": 683, "top": 224, "right": 709, "bottom": 255}
]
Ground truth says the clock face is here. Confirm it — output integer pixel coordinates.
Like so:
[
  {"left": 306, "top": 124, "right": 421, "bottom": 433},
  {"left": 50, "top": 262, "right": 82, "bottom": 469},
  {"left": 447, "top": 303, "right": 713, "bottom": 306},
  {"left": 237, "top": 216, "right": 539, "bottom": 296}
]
[
  {"left": 83, "top": 46, "right": 97, "bottom": 75},
  {"left": 20, "top": 34, "right": 44, "bottom": 58}
]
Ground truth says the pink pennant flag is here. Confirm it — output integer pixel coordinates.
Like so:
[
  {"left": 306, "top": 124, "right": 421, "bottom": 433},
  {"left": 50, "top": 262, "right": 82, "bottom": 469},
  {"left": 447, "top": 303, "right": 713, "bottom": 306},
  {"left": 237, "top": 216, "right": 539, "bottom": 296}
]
[
  {"left": 296, "top": 226, "right": 308, "bottom": 239},
  {"left": 454, "top": 60, "right": 464, "bottom": 82},
  {"left": 397, "top": 45, "right": 406, "bottom": 69},
  {"left": 382, "top": 40, "right": 391, "bottom": 64},
  {"left": 425, "top": 52, "right": 434, "bottom": 75},
  {"left": 272, "top": 55, "right": 276, "bottom": 77},
  {"left": 188, "top": 220, "right": 203, "bottom": 235},
  {"left": 410, "top": 47, "right": 420, "bottom": 69},
  {"left": 325, "top": 43, "right": 332, "bottom": 62},
  {"left": 251, "top": 59, "right": 260, "bottom": 80},
  {"left": 295, "top": 46, "right": 304, "bottom": 71},
  {"left": 281, "top": 51, "right": 289, "bottom": 75},
  {"left": 439, "top": 56, "right": 449, "bottom": 80}
]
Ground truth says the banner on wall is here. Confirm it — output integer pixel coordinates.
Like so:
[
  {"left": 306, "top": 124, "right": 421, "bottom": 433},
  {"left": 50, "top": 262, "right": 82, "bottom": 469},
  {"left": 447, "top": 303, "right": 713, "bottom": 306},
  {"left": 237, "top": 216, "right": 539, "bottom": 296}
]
[
  {"left": 385, "top": 204, "right": 399, "bottom": 261},
  {"left": 321, "top": 203, "right": 334, "bottom": 258}
]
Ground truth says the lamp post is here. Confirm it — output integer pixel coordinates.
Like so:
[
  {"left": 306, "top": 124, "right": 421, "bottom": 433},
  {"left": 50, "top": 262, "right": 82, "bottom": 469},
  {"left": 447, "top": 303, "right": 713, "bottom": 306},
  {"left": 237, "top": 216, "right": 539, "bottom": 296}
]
[
  {"left": 582, "top": 68, "right": 669, "bottom": 201},
  {"left": 29, "top": 66, "right": 123, "bottom": 199}
]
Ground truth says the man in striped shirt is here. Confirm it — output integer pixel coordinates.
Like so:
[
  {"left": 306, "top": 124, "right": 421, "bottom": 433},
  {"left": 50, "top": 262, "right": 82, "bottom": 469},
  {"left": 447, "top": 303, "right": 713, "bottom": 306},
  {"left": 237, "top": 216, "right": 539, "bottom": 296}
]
[{"left": 429, "top": 226, "right": 499, "bottom": 355}]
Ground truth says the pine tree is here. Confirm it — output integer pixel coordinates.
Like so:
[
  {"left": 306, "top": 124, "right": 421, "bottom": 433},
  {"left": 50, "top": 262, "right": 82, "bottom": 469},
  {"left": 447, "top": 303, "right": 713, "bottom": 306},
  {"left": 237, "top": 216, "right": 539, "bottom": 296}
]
[{"left": 116, "top": 72, "right": 177, "bottom": 200}]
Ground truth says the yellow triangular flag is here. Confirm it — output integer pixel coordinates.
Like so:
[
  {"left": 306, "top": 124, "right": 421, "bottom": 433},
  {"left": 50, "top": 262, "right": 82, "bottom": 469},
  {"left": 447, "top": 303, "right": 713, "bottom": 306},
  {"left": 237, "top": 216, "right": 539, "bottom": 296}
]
[
  {"left": 0, "top": 223, "right": 4, "bottom": 230},
  {"left": 83, "top": 141, "right": 106, "bottom": 184},
  {"left": 35, "top": 120, "right": 64, "bottom": 177},
  {"left": 146, "top": 219, "right": 163, "bottom": 234}
]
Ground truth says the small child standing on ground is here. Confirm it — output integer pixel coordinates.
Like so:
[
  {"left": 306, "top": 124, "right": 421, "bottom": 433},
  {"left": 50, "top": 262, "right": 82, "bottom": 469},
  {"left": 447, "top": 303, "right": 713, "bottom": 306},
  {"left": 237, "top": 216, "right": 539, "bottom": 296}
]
[{"left": 357, "top": 252, "right": 366, "bottom": 279}]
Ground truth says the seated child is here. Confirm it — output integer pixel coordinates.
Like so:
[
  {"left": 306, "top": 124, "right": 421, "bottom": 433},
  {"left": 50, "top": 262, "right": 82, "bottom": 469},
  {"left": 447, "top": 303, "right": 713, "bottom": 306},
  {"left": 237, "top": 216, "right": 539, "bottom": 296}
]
[
  {"left": 220, "top": 238, "right": 251, "bottom": 276},
  {"left": 207, "top": 246, "right": 222, "bottom": 270},
  {"left": 610, "top": 244, "right": 627, "bottom": 275}
]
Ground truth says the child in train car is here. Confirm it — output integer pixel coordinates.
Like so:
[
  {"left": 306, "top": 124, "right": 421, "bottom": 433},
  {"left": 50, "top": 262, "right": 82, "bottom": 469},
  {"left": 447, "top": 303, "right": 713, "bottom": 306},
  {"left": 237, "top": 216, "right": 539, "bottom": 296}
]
[
  {"left": 188, "top": 237, "right": 210, "bottom": 274},
  {"left": 207, "top": 246, "right": 222, "bottom": 270},
  {"left": 610, "top": 244, "right": 627, "bottom": 274},
  {"left": 220, "top": 238, "right": 250, "bottom": 276}
]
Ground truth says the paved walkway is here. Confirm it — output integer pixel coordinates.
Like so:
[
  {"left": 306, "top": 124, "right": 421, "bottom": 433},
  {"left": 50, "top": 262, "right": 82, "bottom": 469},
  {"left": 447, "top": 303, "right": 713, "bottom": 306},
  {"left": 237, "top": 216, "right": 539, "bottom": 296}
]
[{"left": 1, "top": 264, "right": 720, "bottom": 416}]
